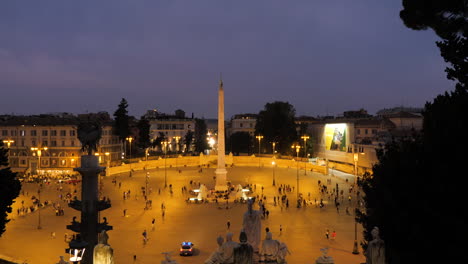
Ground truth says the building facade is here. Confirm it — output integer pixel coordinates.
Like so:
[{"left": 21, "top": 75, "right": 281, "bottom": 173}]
[{"left": 0, "top": 113, "right": 121, "bottom": 175}]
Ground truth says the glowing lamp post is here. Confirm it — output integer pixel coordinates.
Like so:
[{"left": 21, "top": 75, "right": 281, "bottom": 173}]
[
  {"left": 125, "top": 137, "right": 133, "bottom": 159},
  {"left": 272, "top": 161, "right": 276, "bottom": 186},
  {"left": 31, "top": 146, "right": 48, "bottom": 175},
  {"left": 301, "top": 135, "right": 310, "bottom": 175},
  {"left": 255, "top": 135, "right": 263, "bottom": 167},
  {"left": 3, "top": 139, "right": 14, "bottom": 164},
  {"left": 162, "top": 140, "right": 169, "bottom": 188},
  {"left": 291, "top": 144, "right": 301, "bottom": 207}
]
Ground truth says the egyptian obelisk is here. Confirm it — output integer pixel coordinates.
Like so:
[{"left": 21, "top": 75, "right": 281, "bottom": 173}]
[{"left": 215, "top": 77, "right": 228, "bottom": 191}]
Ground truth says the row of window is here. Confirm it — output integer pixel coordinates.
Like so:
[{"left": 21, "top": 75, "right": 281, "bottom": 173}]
[
  {"left": 13, "top": 158, "right": 75, "bottom": 167},
  {"left": 156, "top": 124, "right": 191, "bottom": 130},
  {"left": 1, "top": 129, "right": 76, "bottom": 137},
  {"left": 356, "top": 128, "right": 377, "bottom": 135}
]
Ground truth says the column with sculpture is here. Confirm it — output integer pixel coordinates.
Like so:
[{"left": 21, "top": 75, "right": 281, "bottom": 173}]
[{"left": 66, "top": 120, "right": 113, "bottom": 264}]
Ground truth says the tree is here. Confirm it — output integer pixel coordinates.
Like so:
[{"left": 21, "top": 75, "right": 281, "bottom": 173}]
[
  {"left": 228, "top": 132, "right": 252, "bottom": 155},
  {"left": 356, "top": 3, "right": 468, "bottom": 263},
  {"left": 194, "top": 119, "right": 208, "bottom": 154},
  {"left": 184, "top": 130, "right": 194, "bottom": 153},
  {"left": 152, "top": 132, "right": 166, "bottom": 151},
  {"left": 136, "top": 117, "right": 151, "bottom": 151},
  {"left": 113, "top": 98, "right": 130, "bottom": 142},
  {"left": 255, "top": 101, "right": 298, "bottom": 154},
  {"left": 0, "top": 141, "right": 21, "bottom": 237},
  {"left": 400, "top": 0, "right": 467, "bottom": 90}
]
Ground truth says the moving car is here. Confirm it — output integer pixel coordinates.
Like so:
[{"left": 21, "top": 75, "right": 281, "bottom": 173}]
[{"left": 179, "top": 241, "right": 194, "bottom": 256}]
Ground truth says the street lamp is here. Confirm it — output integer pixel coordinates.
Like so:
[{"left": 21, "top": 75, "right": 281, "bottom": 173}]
[
  {"left": 256, "top": 135, "right": 263, "bottom": 167},
  {"left": 145, "top": 172, "right": 150, "bottom": 206},
  {"left": 162, "top": 140, "right": 169, "bottom": 188},
  {"left": 301, "top": 135, "right": 310, "bottom": 175},
  {"left": 125, "top": 137, "right": 133, "bottom": 160},
  {"left": 3, "top": 139, "right": 14, "bottom": 164},
  {"left": 352, "top": 152, "right": 362, "bottom": 255},
  {"left": 291, "top": 144, "right": 301, "bottom": 207},
  {"left": 272, "top": 161, "right": 276, "bottom": 186},
  {"left": 31, "top": 146, "right": 48, "bottom": 175}
]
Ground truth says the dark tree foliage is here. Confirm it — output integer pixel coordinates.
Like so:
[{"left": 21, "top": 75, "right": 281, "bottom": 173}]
[
  {"left": 255, "top": 101, "right": 298, "bottom": 154},
  {"left": 0, "top": 141, "right": 21, "bottom": 237},
  {"left": 152, "top": 132, "right": 166, "bottom": 150},
  {"left": 136, "top": 117, "right": 151, "bottom": 150},
  {"left": 194, "top": 119, "right": 208, "bottom": 154},
  {"left": 356, "top": 3, "right": 468, "bottom": 263},
  {"left": 113, "top": 98, "right": 130, "bottom": 142},
  {"left": 228, "top": 132, "right": 252, "bottom": 155},
  {"left": 184, "top": 130, "right": 194, "bottom": 153},
  {"left": 400, "top": 0, "right": 467, "bottom": 90}
]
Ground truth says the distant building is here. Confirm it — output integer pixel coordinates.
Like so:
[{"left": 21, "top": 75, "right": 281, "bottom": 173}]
[
  {"left": 0, "top": 113, "right": 121, "bottom": 175},
  {"left": 145, "top": 109, "right": 196, "bottom": 152},
  {"left": 229, "top": 113, "right": 257, "bottom": 136}
]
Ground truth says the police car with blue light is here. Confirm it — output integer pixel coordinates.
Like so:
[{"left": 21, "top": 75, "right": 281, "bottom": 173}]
[{"left": 179, "top": 241, "right": 194, "bottom": 256}]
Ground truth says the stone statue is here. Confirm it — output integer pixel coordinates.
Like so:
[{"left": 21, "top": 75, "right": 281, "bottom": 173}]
[
  {"left": 315, "top": 247, "right": 334, "bottom": 264},
  {"left": 221, "top": 232, "right": 239, "bottom": 264},
  {"left": 259, "top": 232, "right": 280, "bottom": 262},
  {"left": 93, "top": 230, "right": 114, "bottom": 264},
  {"left": 233, "top": 231, "right": 254, "bottom": 264},
  {"left": 366, "top": 227, "right": 385, "bottom": 264},
  {"left": 56, "top": 256, "right": 69, "bottom": 264},
  {"left": 242, "top": 199, "right": 262, "bottom": 251},
  {"left": 205, "top": 233, "right": 239, "bottom": 264},
  {"left": 205, "top": 236, "right": 226, "bottom": 264},
  {"left": 77, "top": 120, "right": 102, "bottom": 155}
]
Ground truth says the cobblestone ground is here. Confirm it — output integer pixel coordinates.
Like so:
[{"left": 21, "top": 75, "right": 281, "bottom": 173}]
[{"left": 0, "top": 165, "right": 365, "bottom": 264}]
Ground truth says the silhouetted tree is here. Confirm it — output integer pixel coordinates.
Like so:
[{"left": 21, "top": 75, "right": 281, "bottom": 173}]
[
  {"left": 136, "top": 117, "right": 151, "bottom": 151},
  {"left": 400, "top": 0, "right": 467, "bottom": 90},
  {"left": 184, "top": 130, "right": 194, "bottom": 153},
  {"left": 255, "top": 101, "right": 298, "bottom": 154},
  {"left": 113, "top": 98, "right": 130, "bottom": 142},
  {"left": 356, "top": 3, "right": 468, "bottom": 263},
  {"left": 228, "top": 132, "right": 252, "bottom": 155},
  {"left": 0, "top": 141, "right": 21, "bottom": 237},
  {"left": 194, "top": 119, "right": 208, "bottom": 154}
]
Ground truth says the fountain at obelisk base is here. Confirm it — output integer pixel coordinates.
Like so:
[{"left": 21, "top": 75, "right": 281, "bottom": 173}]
[{"left": 215, "top": 78, "right": 228, "bottom": 191}]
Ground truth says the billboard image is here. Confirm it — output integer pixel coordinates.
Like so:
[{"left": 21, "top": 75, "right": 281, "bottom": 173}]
[{"left": 324, "top": 123, "right": 347, "bottom": 151}]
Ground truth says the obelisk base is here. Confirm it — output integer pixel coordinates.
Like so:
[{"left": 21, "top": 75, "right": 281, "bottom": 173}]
[{"left": 214, "top": 168, "right": 228, "bottom": 191}]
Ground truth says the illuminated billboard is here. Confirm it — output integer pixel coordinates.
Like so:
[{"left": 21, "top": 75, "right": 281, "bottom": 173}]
[{"left": 324, "top": 123, "right": 347, "bottom": 151}]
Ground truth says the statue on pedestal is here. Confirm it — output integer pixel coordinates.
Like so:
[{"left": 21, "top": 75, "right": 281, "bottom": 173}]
[
  {"left": 93, "top": 230, "right": 114, "bottom": 264},
  {"left": 56, "top": 256, "right": 69, "bottom": 264},
  {"left": 205, "top": 233, "right": 239, "bottom": 264},
  {"left": 366, "top": 227, "right": 385, "bottom": 264},
  {"left": 242, "top": 199, "right": 262, "bottom": 252},
  {"left": 233, "top": 231, "right": 254, "bottom": 264},
  {"left": 259, "top": 232, "right": 290, "bottom": 263},
  {"left": 315, "top": 247, "right": 334, "bottom": 264}
]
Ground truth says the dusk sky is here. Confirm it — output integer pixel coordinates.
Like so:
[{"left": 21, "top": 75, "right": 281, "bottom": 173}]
[{"left": 0, "top": 0, "right": 455, "bottom": 119}]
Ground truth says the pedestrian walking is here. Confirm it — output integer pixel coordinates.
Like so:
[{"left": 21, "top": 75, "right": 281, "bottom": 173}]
[
  {"left": 123, "top": 209, "right": 127, "bottom": 217},
  {"left": 151, "top": 218, "right": 155, "bottom": 231},
  {"left": 331, "top": 230, "right": 336, "bottom": 240},
  {"left": 227, "top": 220, "right": 231, "bottom": 229},
  {"left": 51, "top": 231, "right": 56, "bottom": 239},
  {"left": 325, "top": 229, "right": 329, "bottom": 239},
  {"left": 142, "top": 229, "right": 148, "bottom": 243},
  {"left": 133, "top": 255, "right": 137, "bottom": 263},
  {"left": 266, "top": 210, "right": 270, "bottom": 218},
  {"left": 280, "top": 224, "right": 283, "bottom": 234}
]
